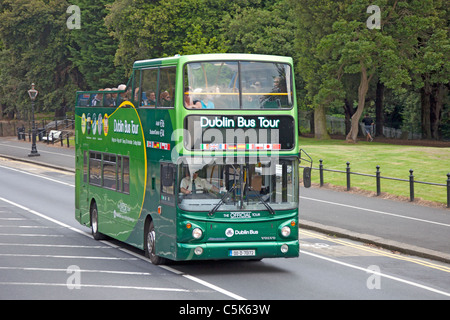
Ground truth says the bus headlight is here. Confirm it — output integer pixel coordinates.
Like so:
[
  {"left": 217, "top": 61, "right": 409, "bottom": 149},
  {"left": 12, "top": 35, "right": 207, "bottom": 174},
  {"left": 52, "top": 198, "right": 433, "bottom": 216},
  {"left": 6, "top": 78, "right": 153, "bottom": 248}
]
[
  {"left": 281, "top": 226, "right": 291, "bottom": 237},
  {"left": 194, "top": 246, "right": 203, "bottom": 256},
  {"left": 192, "top": 228, "right": 203, "bottom": 239},
  {"left": 281, "top": 244, "right": 289, "bottom": 253}
]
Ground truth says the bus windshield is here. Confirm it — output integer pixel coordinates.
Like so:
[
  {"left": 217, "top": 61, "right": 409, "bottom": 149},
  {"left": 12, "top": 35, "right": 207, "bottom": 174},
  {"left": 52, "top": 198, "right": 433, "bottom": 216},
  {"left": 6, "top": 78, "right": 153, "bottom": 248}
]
[
  {"left": 184, "top": 61, "right": 293, "bottom": 109},
  {"left": 177, "top": 159, "right": 297, "bottom": 212}
]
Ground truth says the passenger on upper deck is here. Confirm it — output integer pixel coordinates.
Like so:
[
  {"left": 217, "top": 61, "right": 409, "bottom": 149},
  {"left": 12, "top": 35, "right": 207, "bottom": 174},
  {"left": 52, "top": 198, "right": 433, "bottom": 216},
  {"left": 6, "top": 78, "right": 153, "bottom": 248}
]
[
  {"left": 184, "top": 87, "right": 202, "bottom": 109},
  {"left": 159, "top": 90, "right": 172, "bottom": 107},
  {"left": 147, "top": 91, "right": 156, "bottom": 106},
  {"left": 117, "top": 84, "right": 128, "bottom": 105},
  {"left": 91, "top": 89, "right": 104, "bottom": 106},
  {"left": 104, "top": 88, "right": 115, "bottom": 107},
  {"left": 191, "top": 88, "right": 215, "bottom": 109}
]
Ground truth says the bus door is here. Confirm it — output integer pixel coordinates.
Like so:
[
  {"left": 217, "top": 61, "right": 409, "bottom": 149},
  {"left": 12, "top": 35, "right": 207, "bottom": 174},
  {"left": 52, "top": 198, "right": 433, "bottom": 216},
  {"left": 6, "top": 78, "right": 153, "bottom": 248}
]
[
  {"left": 78, "top": 149, "right": 90, "bottom": 224},
  {"left": 157, "top": 162, "right": 177, "bottom": 257}
]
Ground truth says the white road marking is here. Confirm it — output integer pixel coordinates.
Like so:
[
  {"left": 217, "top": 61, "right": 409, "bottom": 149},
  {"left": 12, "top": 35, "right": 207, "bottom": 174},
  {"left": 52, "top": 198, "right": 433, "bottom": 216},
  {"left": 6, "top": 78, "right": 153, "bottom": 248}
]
[
  {"left": 0, "top": 164, "right": 74, "bottom": 187},
  {"left": 301, "top": 196, "right": 450, "bottom": 227},
  {"left": 302, "top": 250, "right": 450, "bottom": 297},
  {"left": 0, "top": 196, "right": 245, "bottom": 299}
]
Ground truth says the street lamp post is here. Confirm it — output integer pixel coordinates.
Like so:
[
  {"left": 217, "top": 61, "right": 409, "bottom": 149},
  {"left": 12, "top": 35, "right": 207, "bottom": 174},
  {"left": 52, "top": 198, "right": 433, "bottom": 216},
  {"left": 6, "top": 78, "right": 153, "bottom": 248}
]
[{"left": 28, "top": 83, "right": 40, "bottom": 157}]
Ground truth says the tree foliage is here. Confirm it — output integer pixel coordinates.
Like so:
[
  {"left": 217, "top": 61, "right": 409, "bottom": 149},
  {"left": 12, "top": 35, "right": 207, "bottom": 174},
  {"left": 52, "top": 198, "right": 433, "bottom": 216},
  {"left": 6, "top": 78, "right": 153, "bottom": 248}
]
[
  {"left": 0, "top": 0, "right": 76, "bottom": 116},
  {"left": 68, "top": 0, "right": 127, "bottom": 90},
  {"left": 0, "top": 0, "right": 447, "bottom": 141}
]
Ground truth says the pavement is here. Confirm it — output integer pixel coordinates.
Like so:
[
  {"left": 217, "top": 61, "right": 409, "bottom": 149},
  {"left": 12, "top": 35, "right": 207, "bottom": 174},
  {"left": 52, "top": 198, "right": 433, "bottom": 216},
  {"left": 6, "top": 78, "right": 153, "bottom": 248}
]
[{"left": 1, "top": 135, "right": 449, "bottom": 264}]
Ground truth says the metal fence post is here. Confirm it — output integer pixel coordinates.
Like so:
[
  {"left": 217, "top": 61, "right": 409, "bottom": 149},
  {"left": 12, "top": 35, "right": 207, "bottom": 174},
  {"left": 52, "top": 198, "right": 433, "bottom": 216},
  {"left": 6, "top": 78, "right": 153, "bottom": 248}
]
[
  {"left": 319, "top": 159, "right": 324, "bottom": 187},
  {"left": 376, "top": 165, "right": 381, "bottom": 196},
  {"left": 447, "top": 173, "right": 450, "bottom": 208},
  {"left": 346, "top": 162, "right": 351, "bottom": 191},
  {"left": 409, "top": 169, "right": 414, "bottom": 202}
]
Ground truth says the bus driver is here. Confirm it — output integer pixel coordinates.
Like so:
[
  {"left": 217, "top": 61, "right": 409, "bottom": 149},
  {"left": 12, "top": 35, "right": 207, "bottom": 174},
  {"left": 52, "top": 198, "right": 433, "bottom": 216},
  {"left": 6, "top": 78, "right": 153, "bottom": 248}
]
[{"left": 180, "top": 170, "right": 219, "bottom": 195}]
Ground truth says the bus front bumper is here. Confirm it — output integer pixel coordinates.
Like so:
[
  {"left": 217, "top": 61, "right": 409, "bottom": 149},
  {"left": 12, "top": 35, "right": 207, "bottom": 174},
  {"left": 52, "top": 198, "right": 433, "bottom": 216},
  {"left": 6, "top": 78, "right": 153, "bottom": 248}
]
[{"left": 175, "top": 240, "right": 299, "bottom": 261}]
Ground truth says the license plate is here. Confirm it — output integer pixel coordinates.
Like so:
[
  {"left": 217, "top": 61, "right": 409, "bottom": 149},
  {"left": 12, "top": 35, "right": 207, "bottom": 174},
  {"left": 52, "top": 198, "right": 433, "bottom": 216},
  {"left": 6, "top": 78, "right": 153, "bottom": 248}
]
[{"left": 229, "top": 249, "right": 256, "bottom": 257}]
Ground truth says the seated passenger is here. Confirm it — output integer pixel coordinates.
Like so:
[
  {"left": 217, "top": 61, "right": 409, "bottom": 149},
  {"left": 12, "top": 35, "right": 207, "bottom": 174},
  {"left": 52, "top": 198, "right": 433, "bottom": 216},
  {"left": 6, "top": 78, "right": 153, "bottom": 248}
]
[
  {"left": 159, "top": 90, "right": 172, "bottom": 107},
  {"left": 180, "top": 170, "right": 219, "bottom": 195},
  {"left": 104, "top": 88, "right": 115, "bottom": 107},
  {"left": 134, "top": 88, "right": 140, "bottom": 103},
  {"left": 147, "top": 91, "right": 156, "bottom": 106},
  {"left": 117, "top": 84, "right": 128, "bottom": 104},
  {"left": 91, "top": 89, "right": 104, "bottom": 106},
  {"left": 192, "top": 88, "right": 215, "bottom": 109},
  {"left": 184, "top": 87, "right": 202, "bottom": 109}
]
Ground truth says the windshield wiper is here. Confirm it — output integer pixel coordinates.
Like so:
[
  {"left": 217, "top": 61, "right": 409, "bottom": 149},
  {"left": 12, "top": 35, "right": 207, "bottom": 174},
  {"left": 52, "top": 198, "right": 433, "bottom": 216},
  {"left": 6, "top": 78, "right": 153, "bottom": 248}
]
[
  {"left": 208, "top": 185, "right": 236, "bottom": 216},
  {"left": 247, "top": 185, "right": 275, "bottom": 215}
]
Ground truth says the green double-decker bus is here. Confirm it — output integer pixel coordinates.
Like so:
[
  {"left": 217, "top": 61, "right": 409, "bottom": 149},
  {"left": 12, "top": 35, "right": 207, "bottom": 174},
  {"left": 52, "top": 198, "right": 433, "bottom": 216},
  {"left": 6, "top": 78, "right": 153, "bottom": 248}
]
[{"left": 75, "top": 53, "right": 309, "bottom": 264}]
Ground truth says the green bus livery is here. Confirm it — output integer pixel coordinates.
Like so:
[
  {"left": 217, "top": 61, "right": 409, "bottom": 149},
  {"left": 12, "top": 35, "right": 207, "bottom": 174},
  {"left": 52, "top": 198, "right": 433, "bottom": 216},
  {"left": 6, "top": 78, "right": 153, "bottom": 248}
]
[{"left": 75, "top": 53, "right": 310, "bottom": 264}]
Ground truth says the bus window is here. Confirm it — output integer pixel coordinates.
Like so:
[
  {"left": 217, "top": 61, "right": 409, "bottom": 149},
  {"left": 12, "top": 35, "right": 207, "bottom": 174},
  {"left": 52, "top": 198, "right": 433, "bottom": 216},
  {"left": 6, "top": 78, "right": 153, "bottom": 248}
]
[
  {"left": 123, "top": 157, "right": 130, "bottom": 194},
  {"left": 177, "top": 160, "right": 297, "bottom": 212},
  {"left": 141, "top": 68, "right": 158, "bottom": 107},
  {"left": 158, "top": 67, "right": 176, "bottom": 108},
  {"left": 132, "top": 70, "right": 141, "bottom": 106},
  {"left": 102, "top": 154, "right": 117, "bottom": 190},
  {"left": 184, "top": 61, "right": 292, "bottom": 109},
  {"left": 240, "top": 62, "right": 292, "bottom": 109},
  {"left": 89, "top": 151, "right": 102, "bottom": 186},
  {"left": 185, "top": 61, "right": 239, "bottom": 109},
  {"left": 161, "top": 163, "right": 175, "bottom": 205}
]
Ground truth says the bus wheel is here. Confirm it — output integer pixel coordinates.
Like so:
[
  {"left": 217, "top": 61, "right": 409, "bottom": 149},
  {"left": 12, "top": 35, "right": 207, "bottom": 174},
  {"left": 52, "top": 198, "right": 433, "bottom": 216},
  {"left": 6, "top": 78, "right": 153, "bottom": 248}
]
[
  {"left": 144, "top": 220, "right": 167, "bottom": 265},
  {"left": 90, "top": 202, "right": 105, "bottom": 240}
]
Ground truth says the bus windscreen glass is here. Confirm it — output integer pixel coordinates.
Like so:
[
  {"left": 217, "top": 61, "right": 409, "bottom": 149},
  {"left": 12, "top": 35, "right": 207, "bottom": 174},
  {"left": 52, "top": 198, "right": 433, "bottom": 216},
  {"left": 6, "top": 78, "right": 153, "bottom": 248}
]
[
  {"left": 184, "top": 61, "right": 293, "bottom": 109},
  {"left": 177, "top": 159, "right": 298, "bottom": 212}
]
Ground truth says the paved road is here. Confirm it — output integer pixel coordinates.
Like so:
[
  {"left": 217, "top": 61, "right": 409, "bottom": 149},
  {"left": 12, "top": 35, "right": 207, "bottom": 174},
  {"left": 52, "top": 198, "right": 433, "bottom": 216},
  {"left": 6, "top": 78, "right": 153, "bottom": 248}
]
[
  {"left": 1, "top": 161, "right": 448, "bottom": 300},
  {"left": 1, "top": 136, "right": 449, "bottom": 264}
]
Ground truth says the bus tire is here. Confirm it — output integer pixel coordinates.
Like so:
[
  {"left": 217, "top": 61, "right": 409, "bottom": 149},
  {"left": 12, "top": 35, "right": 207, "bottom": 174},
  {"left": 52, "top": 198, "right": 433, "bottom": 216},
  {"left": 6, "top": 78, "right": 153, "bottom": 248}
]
[
  {"left": 90, "top": 201, "right": 105, "bottom": 240},
  {"left": 144, "top": 219, "right": 167, "bottom": 265}
]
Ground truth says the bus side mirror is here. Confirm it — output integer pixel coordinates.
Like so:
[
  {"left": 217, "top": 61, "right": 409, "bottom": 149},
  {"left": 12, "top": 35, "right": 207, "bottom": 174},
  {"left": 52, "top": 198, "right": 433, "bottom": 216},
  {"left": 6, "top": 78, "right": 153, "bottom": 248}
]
[{"left": 303, "top": 167, "right": 311, "bottom": 188}]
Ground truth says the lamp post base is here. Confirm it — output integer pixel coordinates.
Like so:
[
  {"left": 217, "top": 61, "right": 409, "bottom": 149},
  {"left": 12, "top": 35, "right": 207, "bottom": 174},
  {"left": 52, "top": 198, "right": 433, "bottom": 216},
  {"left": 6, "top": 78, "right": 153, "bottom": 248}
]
[
  {"left": 28, "top": 152, "right": 40, "bottom": 157},
  {"left": 28, "top": 144, "right": 40, "bottom": 157}
]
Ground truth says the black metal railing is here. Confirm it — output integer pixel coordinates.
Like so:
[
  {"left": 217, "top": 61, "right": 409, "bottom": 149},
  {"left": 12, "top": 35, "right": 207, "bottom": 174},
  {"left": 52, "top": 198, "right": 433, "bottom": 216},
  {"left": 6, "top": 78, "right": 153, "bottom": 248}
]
[{"left": 303, "top": 159, "right": 450, "bottom": 208}]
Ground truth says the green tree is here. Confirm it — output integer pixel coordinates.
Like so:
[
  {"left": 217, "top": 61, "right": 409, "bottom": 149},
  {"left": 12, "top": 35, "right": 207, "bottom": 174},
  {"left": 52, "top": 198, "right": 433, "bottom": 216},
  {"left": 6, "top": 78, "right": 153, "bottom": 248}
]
[
  {"left": 317, "top": 1, "right": 411, "bottom": 142},
  {"left": 289, "top": 0, "right": 351, "bottom": 139},
  {"left": 392, "top": 0, "right": 449, "bottom": 139},
  {"left": 105, "top": 0, "right": 248, "bottom": 73},
  {"left": 223, "top": 1, "right": 295, "bottom": 58},
  {"left": 0, "top": 0, "right": 77, "bottom": 117},
  {"left": 68, "top": 0, "right": 127, "bottom": 90}
]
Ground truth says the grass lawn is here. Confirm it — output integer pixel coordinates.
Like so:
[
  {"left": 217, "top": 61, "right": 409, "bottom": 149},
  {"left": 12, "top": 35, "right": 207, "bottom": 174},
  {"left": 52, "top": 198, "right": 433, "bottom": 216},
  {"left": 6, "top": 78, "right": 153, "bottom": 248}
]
[{"left": 299, "top": 137, "right": 450, "bottom": 206}]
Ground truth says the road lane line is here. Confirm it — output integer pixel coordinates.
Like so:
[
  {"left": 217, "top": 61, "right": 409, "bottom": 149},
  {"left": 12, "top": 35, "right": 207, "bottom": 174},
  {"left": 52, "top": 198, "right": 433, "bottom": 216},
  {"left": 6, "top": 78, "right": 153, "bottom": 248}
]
[
  {"left": 159, "top": 265, "right": 246, "bottom": 300},
  {"left": 0, "top": 253, "right": 137, "bottom": 260},
  {"left": 302, "top": 250, "right": 450, "bottom": 297},
  {"left": 0, "top": 233, "right": 64, "bottom": 237},
  {"left": 0, "top": 196, "right": 246, "bottom": 300},
  {"left": 0, "top": 243, "right": 111, "bottom": 249},
  {"left": 0, "top": 197, "right": 86, "bottom": 236},
  {"left": 300, "top": 196, "right": 450, "bottom": 227},
  {"left": 0, "top": 164, "right": 74, "bottom": 187},
  {"left": 301, "top": 229, "right": 450, "bottom": 273},
  {"left": 0, "top": 282, "right": 189, "bottom": 292},
  {"left": 0, "top": 143, "right": 74, "bottom": 158},
  {"left": 0, "top": 266, "right": 152, "bottom": 275}
]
